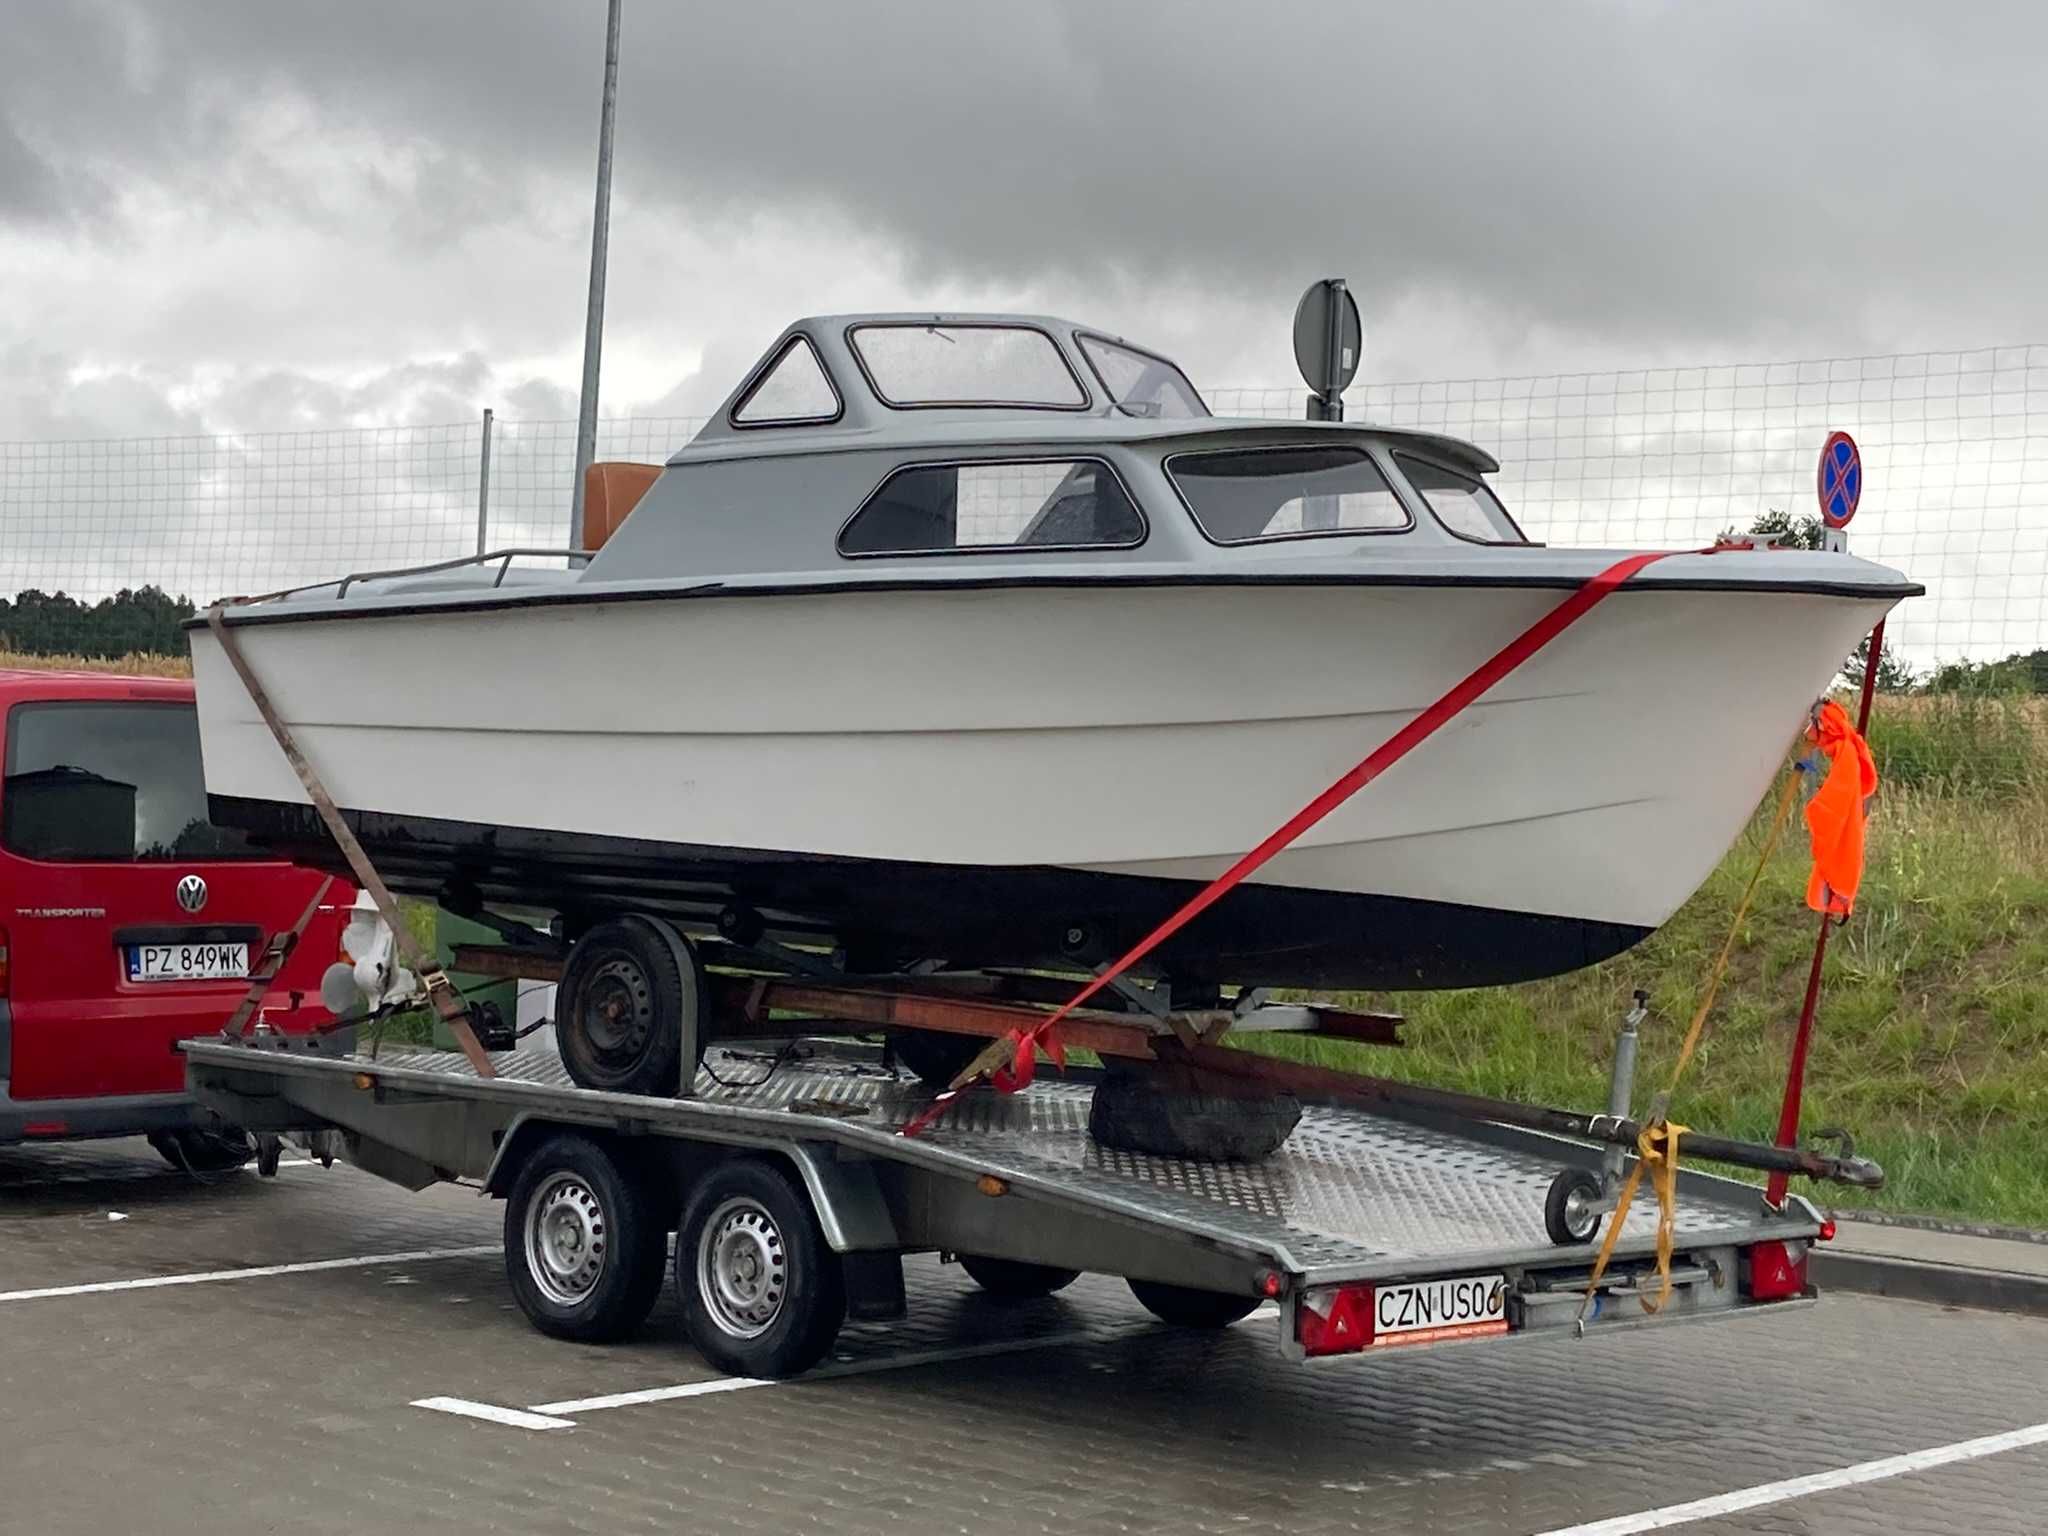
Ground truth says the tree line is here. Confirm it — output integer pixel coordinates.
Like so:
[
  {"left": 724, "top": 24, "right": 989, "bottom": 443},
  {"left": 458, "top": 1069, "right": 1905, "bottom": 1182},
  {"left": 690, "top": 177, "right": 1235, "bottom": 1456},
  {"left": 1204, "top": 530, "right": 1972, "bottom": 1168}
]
[{"left": 0, "top": 587, "right": 197, "bottom": 657}]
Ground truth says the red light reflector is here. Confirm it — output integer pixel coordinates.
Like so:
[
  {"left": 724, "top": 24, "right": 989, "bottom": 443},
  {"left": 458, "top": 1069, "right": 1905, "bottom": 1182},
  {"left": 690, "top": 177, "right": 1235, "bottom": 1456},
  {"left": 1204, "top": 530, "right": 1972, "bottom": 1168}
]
[
  {"left": 1259, "top": 1271, "right": 1283, "bottom": 1298},
  {"left": 1818, "top": 1219, "right": 1837, "bottom": 1243},
  {"left": 1743, "top": 1240, "right": 1808, "bottom": 1301},
  {"left": 1296, "top": 1284, "right": 1375, "bottom": 1356},
  {"left": 24, "top": 1121, "right": 67, "bottom": 1137}
]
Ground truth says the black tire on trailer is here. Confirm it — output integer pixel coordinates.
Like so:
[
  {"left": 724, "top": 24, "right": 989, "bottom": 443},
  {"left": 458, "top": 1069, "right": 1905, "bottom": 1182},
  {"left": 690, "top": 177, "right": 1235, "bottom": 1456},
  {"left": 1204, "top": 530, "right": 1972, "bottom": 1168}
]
[
  {"left": 1088, "top": 1068, "right": 1302, "bottom": 1163},
  {"left": 148, "top": 1127, "right": 254, "bottom": 1174},
  {"left": 557, "top": 915, "right": 704, "bottom": 1097},
  {"left": 1544, "top": 1166, "right": 1606, "bottom": 1247},
  {"left": 890, "top": 1029, "right": 986, "bottom": 1088},
  {"left": 959, "top": 1254, "right": 1081, "bottom": 1300},
  {"left": 503, "top": 1132, "right": 668, "bottom": 1343},
  {"left": 677, "top": 1157, "right": 845, "bottom": 1379},
  {"left": 1127, "top": 1277, "right": 1260, "bottom": 1329}
]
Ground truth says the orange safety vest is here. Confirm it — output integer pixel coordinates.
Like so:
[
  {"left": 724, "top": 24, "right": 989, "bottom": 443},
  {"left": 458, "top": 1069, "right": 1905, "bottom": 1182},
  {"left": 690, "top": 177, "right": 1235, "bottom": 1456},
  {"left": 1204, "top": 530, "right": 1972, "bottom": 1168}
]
[{"left": 1804, "top": 699, "right": 1878, "bottom": 917}]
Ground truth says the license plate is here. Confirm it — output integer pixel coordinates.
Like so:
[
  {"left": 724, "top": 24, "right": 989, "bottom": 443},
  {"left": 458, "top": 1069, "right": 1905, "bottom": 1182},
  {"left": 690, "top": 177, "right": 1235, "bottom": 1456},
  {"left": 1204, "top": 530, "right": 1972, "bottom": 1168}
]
[
  {"left": 127, "top": 942, "right": 250, "bottom": 982},
  {"left": 1372, "top": 1273, "right": 1509, "bottom": 1347}
]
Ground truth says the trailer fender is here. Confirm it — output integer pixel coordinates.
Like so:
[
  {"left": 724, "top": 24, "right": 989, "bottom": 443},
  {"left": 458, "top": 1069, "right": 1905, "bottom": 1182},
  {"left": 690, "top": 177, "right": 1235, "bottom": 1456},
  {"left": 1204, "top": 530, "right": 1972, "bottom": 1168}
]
[
  {"left": 480, "top": 1115, "right": 900, "bottom": 1253},
  {"left": 781, "top": 1144, "right": 900, "bottom": 1253}
]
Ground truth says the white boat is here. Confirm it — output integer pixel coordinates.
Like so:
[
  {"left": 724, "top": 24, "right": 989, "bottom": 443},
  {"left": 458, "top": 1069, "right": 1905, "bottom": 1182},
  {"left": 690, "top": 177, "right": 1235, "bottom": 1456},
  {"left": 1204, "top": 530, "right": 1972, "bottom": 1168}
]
[{"left": 190, "top": 314, "right": 1918, "bottom": 999}]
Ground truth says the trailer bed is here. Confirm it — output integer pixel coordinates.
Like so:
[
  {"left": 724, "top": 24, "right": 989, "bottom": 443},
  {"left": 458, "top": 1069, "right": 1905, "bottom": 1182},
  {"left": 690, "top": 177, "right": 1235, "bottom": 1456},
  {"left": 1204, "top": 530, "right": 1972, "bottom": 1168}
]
[{"left": 185, "top": 1036, "right": 1825, "bottom": 1368}]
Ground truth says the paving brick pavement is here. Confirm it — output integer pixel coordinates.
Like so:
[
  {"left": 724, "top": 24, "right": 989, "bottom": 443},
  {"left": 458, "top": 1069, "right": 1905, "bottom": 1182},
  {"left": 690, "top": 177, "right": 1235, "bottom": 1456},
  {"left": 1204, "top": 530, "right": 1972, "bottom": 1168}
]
[{"left": 4, "top": 1139, "right": 2045, "bottom": 1536}]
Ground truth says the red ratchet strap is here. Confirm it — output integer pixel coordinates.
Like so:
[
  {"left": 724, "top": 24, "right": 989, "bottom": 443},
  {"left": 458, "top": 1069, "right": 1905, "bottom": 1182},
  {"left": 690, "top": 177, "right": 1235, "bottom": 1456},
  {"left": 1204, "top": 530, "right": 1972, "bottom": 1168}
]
[{"left": 900, "top": 545, "right": 1723, "bottom": 1138}]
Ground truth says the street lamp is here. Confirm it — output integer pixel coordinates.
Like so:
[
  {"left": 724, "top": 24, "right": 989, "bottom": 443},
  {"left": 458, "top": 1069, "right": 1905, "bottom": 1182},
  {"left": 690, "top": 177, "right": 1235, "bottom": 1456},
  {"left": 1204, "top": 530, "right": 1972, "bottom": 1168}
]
[{"left": 569, "top": 0, "right": 624, "bottom": 550}]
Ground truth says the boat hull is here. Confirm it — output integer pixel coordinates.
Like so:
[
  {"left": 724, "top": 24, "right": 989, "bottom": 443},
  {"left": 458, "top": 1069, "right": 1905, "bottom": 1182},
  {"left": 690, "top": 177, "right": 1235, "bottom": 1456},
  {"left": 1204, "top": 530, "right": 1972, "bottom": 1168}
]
[{"left": 191, "top": 578, "right": 1893, "bottom": 989}]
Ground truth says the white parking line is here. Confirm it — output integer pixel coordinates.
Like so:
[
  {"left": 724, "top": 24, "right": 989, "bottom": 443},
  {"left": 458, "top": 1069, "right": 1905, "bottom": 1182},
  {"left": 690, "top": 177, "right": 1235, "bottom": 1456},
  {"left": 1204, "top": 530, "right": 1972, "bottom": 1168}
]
[
  {"left": 411, "top": 1398, "right": 577, "bottom": 1431},
  {"left": 419, "top": 1304, "right": 1282, "bottom": 1430},
  {"left": 1533, "top": 1419, "right": 2048, "bottom": 1536},
  {"left": 0, "top": 1244, "right": 496, "bottom": 1304}
]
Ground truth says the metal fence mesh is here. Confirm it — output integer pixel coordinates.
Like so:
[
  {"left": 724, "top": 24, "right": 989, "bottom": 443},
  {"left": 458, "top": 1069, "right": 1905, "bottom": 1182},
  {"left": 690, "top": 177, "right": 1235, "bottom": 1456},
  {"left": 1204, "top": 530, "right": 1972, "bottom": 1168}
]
[{"left": 4, "top": 346, "right": 2046, "bottom": 678}]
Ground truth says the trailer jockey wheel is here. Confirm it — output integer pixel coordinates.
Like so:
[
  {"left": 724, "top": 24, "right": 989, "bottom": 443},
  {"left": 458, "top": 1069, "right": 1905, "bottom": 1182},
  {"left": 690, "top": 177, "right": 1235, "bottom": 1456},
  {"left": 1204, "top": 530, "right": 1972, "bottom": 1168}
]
[
  {"left": 557, "top": 915, "right": 704, "bottom": 1097},
  {"left": 1127, "top": 1278, "right": 1261, "bottom": 1329},
  {"left": 677, "top": 1157, "right": 845, "bottom": 1379},
  {"left": 959, "top": 1254, "right": 1081, "bottom": 1300},
  {"left": 1544, "top": 1167, "right": 1606, "bottom": 1247},
  {"left": 504, "top": 1132, "right": 668, "bottom": 1343}
]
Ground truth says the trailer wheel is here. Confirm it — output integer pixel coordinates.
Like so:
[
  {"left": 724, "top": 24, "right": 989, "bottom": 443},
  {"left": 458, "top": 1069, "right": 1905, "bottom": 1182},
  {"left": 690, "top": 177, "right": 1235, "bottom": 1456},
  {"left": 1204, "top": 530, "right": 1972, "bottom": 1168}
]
[
  {"left": 1127, "top": 1278, "right": 1260, "bottom": 1329},
  {"left": 890, "top": 1029, "right": 985, "bottom": 1088},
  {"left": 557, "top": 915, "right": 704, "bottom": 1097},
  {"left": 1544, "top": 1167, "right": 1606, "bottom": 1247},
  {"left": 959, "top": 1254, "right": 1081, "bottom": 1299},
  {"left": 504, "top": 1133, "right": 667, "bottom": 1343},
  {"left": 678, "top": 1158, "right": 845, "bottom": 1378}
]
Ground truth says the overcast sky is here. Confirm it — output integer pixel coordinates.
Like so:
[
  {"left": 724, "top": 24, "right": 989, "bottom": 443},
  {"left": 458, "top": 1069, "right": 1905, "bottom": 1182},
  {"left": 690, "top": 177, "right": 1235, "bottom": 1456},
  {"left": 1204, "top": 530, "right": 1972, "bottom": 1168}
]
[{"left": 3, "top": 0, "right": 2042, "bottom": 442}]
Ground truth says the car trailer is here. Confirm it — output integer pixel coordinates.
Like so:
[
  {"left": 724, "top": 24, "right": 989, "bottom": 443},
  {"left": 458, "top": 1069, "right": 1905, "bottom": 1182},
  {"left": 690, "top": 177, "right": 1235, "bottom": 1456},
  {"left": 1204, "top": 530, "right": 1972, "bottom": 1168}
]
[
  {"left": 181, "top": 577, "right": 1879, "bottom": 1384},
  {"left": 184, "top": 1009, "right": 1842, "bottom": 1380}
]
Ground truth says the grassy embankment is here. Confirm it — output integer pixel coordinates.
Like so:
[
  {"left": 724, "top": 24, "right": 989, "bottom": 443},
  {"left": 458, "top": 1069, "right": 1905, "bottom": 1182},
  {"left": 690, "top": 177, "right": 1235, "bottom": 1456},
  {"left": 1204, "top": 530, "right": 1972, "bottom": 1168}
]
[
  {"left": 1244, "top": 691, "right": 2048, "bottom": 1228},
  {"left": 8, "top": 649, "right": 2044, "bottom": 1224}
]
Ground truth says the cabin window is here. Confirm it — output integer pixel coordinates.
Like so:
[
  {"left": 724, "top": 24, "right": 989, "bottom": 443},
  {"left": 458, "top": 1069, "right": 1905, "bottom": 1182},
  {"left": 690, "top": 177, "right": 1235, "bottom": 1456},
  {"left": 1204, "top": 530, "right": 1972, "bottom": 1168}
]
[
  {"left": 1395, "top": 454, "right": 1529, "bottom": 545},
  {"left": 731, "top": 335, "right": 841, "bottom": 425},
  {"left": 1166, "top": 446, "right": 1411, "bottom": 545},
  {"left": 839, "top": 459, "right": 1145, "bottom": 556},
  {"left": 1077, "top": 334, "right": 1209, "bottom": 420},
  {"left": 1, "top": 702, "right": 260, "bottom": 862},
  {"left": 847, "top": 324, "right": 1088, "bottom": 409}
]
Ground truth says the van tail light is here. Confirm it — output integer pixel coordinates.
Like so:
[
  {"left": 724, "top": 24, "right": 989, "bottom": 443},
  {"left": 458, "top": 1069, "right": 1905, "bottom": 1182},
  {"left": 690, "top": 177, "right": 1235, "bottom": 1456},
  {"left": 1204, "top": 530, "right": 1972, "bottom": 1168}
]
[
  {"left": 0, "top": 925, "right": 10, "bottom": 997},
  {"left": 1296, "top": 1283, "right": 1376, "bottom": 1357}
]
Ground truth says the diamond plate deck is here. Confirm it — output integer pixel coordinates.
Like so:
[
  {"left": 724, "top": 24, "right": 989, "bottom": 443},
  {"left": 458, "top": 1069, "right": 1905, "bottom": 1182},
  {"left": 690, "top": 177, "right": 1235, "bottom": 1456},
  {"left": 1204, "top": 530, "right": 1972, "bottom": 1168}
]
[{"left": 304, "top": 1042, "right": 1816, "bottom": 1281}]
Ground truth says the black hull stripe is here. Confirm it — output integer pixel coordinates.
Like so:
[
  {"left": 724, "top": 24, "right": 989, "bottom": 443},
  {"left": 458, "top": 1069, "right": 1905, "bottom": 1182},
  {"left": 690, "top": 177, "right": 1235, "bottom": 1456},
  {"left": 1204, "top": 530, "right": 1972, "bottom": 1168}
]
[{"left": 190, "top": 569, "right": 1922, "bottom": 631}]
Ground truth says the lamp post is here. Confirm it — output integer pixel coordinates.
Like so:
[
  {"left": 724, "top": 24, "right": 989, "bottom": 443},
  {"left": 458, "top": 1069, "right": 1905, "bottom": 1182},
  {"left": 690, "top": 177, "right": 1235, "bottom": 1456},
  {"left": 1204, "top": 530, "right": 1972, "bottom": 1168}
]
[{"left": 569, "top": 0, "right": 624, "bottom": 549}]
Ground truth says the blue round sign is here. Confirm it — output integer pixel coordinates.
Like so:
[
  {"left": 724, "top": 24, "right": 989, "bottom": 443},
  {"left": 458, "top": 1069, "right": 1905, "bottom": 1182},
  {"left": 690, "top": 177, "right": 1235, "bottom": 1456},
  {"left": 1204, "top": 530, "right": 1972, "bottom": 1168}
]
[{"left": 1818, "top": 431, "right": 1861, "bottom": 528}]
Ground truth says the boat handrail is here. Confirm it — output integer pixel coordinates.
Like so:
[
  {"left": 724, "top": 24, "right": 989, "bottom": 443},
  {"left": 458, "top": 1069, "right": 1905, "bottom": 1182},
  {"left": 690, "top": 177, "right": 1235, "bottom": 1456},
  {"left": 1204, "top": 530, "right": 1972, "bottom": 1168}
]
[
  {"left": 227, "top": 548, "right": 597, "bottom": 608},
  {"left": 333, "top": 548, "right": 596, "bottom": 599}
]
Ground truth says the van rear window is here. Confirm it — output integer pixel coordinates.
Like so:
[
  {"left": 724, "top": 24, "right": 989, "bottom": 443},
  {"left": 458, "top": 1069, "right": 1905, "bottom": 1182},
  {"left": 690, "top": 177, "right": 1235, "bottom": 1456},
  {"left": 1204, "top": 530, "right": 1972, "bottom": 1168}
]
[{"left": 2, "top": 702, "right": 260, "bottom": 862}]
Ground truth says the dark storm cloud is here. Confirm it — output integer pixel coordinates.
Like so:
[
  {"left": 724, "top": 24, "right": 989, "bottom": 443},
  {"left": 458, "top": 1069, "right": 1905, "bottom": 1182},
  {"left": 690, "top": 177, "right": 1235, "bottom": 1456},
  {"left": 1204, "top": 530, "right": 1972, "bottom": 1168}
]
[{"left": 5, "top": 0, "right": 2045, "bottom": 361}]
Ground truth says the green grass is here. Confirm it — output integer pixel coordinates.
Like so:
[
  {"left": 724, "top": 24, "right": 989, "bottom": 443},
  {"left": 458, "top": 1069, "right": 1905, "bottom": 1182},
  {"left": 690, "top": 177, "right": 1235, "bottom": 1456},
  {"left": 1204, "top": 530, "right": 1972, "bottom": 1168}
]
[{"left": 1241, "top": 730, "right": 2048, "bottom": 1229}]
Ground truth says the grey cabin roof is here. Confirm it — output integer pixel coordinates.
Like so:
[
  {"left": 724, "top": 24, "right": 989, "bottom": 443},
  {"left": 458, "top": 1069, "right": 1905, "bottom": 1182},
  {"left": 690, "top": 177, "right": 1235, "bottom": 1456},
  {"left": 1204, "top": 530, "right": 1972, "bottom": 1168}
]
[{"left": 675, "top": 312, "right": 1501, "bottom": 476}]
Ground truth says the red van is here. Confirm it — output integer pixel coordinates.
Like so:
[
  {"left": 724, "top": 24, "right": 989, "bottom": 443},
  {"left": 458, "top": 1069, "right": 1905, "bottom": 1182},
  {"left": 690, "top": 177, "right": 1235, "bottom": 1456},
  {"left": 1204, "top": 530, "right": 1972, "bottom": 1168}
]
[{"left": 0, "top": 668, "right": 350, "bottom": 1169}]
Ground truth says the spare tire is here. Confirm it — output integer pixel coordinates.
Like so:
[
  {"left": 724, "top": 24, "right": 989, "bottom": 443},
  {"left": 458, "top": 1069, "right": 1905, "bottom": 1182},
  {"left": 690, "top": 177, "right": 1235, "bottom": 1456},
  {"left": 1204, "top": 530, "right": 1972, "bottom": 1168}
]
[{"left": 1088, "top": 1068, "right": 1302, "bottom": 1162}]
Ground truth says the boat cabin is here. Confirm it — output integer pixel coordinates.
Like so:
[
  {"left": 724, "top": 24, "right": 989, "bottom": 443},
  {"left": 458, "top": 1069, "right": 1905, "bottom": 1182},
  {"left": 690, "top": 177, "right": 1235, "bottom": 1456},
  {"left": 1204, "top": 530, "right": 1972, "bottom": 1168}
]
[{"left": 573, "top": 314, "right": 1527, "bottom": 587}]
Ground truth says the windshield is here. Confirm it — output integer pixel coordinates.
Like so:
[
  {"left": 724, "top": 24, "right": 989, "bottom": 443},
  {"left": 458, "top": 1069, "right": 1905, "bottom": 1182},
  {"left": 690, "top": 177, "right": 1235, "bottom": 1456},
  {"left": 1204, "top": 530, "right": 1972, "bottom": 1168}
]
[
  {"left": 848, "top": 324, "right": 1088, "bottom": 408},
  {"left": 1167, "top": 446, "right": 1410, "bottom": 544},
  {"left": 1395, "top": 454, "right": 1528, "bottom": 544},
  {"left": 1077, "top": 334, "right": 1209, "bottom": 419}
]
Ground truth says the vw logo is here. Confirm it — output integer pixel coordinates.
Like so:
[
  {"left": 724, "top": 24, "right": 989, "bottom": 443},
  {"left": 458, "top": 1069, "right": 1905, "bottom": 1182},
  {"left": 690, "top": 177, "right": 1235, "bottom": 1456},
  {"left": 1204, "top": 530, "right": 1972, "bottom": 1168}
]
[{"left": 175, "top": 874, "right": 208, "bottom": 914}]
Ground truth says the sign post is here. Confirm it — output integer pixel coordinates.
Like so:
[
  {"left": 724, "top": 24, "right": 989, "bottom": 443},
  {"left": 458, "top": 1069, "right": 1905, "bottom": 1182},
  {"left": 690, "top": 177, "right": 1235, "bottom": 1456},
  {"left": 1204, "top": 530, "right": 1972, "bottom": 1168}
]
[
  {"left": 1293, "top": 278, "right": 1363, "bottom": 422},
  {"left": 1764, "top": 426, "right": 1878, "bottom": 1209},
  {"left": 1816, "top": 429, "right": 1861, "bottom": 553}
]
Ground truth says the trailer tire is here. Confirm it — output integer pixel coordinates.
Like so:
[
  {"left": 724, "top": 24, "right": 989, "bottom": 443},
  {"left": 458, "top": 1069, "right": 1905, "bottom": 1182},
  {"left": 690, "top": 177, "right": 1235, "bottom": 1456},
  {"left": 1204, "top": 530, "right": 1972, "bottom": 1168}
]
[
  {"left": 504, "top": 1133, "right": 668, "bottom": 1343},
  {"left": 1127, "top": 1278, "right": 1260, "bottom": 1329},
  {"left": 557, "top": 915, "right": 703, "bottom": 1097},
  {"left": 959, "top": 1254, "right": 1081, "bottom": 1299},
  {"left": 1544, "top": 1166, "right": 1606, "bottom": 1247},
  {"left": 678, "top": 1158, "right": 845, "bottom": 1378},
  {"left": 890, "top": 1029, "right": 985, "bottom": 1088}
]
